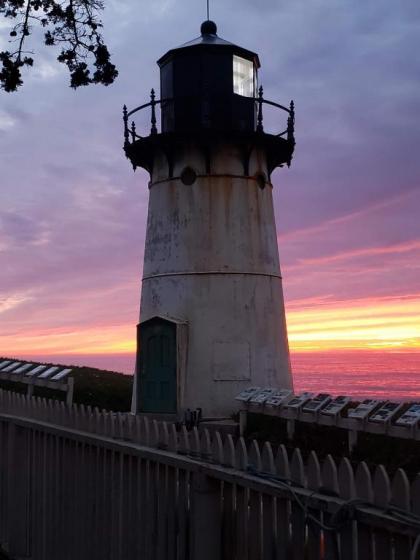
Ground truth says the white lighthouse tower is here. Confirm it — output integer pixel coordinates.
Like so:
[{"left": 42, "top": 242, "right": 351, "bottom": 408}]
[{"left": 124, "top": 20, "right": 295, "bottom": 417}]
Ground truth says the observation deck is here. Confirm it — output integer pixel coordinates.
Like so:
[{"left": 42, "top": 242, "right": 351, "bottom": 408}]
[{"left": 122, "top": 87, "right": 295, "bottom": 179}]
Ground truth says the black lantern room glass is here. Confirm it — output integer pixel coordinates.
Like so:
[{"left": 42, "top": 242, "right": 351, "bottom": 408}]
[{"left": 157, "top": 21, "right": 260, "bottom": 134}]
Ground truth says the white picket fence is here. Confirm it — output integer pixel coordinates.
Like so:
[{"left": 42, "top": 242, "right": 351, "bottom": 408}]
[{"left": 0, "top": 389, "right": 419, "bottom": 560}]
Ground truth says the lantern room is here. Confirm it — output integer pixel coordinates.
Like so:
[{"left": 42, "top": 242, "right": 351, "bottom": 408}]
[{"left": 157, "top": 20, "right": 260, "bottom": 134}]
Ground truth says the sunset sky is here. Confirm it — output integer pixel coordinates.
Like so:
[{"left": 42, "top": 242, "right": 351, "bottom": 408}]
[{"left": 1, "top": 0, "right": 420, "bottom": 371}]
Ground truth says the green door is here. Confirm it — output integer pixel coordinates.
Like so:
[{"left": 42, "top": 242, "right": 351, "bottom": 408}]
[{"left": 138, "top": 318, "right": 177, "bottom": 413}]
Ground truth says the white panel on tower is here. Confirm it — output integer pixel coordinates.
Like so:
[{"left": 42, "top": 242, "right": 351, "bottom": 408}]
[{"left": 213, "top": 341, "right": 251, "bottom": 381}]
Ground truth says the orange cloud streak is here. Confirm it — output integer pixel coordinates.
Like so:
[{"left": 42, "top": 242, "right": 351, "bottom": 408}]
[
  {"left": 1, "top": 324, "right": 135, "bottom": 356},
  {"left": 2, "top": 293, "right": 420, "bottom": 356},
  {"left": 286, "top": 294, "right": 420, "bottom": 351}
]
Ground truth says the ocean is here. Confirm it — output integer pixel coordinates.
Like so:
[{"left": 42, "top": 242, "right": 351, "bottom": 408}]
[{"left": 17, "top": 351, "right": 420, "bottom": 402}]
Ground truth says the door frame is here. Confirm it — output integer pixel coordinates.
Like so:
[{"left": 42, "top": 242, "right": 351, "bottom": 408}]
[{"left": 131, "top": 315, "right": 188, "bottom": 415}]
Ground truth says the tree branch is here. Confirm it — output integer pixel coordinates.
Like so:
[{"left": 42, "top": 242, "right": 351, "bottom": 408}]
[
  {"left": 16, "top": 0, "right": 31, "bottom": 63},
  {"left": 0, "top": 0, "right": 118, "bottom": 91}
]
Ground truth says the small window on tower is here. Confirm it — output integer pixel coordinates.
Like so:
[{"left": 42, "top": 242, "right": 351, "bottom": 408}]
[{"left": 233, "top": 55, "right": 255, "bottom": 97}]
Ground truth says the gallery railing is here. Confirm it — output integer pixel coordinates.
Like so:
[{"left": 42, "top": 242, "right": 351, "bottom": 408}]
[{"left": 122, "top": 86, "right": 295, "bottom": 145}]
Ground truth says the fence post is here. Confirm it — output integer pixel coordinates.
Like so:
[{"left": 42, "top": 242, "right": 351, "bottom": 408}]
[
  {"left": 190, "top": 471, "right": 221, "bottom": 560},
  {"left": 66, "top": 377, "right": 74, "bottom": 407}
]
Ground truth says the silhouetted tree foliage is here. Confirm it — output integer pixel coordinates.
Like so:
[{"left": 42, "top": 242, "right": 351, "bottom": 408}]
[{"left": 0, "top": 0, "right": 118, "bottom": 91}]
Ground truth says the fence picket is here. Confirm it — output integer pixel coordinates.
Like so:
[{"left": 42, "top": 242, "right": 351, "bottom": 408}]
[
  {"left": 373, "top": 465, "right": 392, "bottom": 560},
  {"left": 166, "top": 465, "right": 177, "bottom": 560},
  {"left": 222, "top": 478, "right": 235, "bottom": 559},
  {"left": 179, "top": 425, "right": 190, "bottom": 455},
  {"left": 235, "top": 437, "right": 248, "bottom": 471},
  {"left": 156, "top": 460, "right": 167, "bottom": 560},
  {"left": 177, "top": 468, "right": 189, "bottom": 560},
  {"left": 355, "top": 461, "right": 374, "bottom": 560},
  {"left": 307, "top": 451, "right": 322, "bottom": 560},
  {"left": 235, "top": 437, "right": 249, "bottom": 559},
  {"left": 248, "top": 439, "right": 262, "bottom": 471},
  {"left": 80, "top": 404, "right": 88, "bottom": 432},
  {"left": 141, "top": 417, "right": 150, "bottom": 447},
  {"left": 290, "top": 448, "right": 306, "bottom": 560},
  {"left": 168, "top": 423, "right": 178, "bottom": 453},
  {"left": 190, "top": 427, "right": 199, "bottom": 457},
  {"left": 249, "top": 488, "right": 262, "bottom": 560},
  {"left": 275, "top": 445, "right": 291, "bottom": 559},
  {"left": 134, "top": 414, "right": 142, "bottom": 444},
  {"left": 145, "top": 458, "right": 157, "bottom": 559},
  {"left": 159, "top": 421, "right": 169, "bottom": 450},
  {"left": 275, "top": 444, "right": 290, "bottom": 479},
  {"left": 125, "top": 412, "right": 134, "bottom": 441},
  {"left": 199, "top": 428, "right": 212, "bottom": 461},
  {"left": 223, "top": 434, "right": 236, "bottom": 468},
  {"left": 391, "top": 468, "right": 411, "bottom": 560},
  {"left": 338, "top": 458, "right": 356, "bottom": 560},
  {"left": 211, "top": 431, "right": 224, "bottom": 465},
  {"left": 261, "top": 442, "right": 275, "bottom": 560},
  {"left": 261, "top": 441, "right": 275, "bottom": 474},
  {"left": 138, "top": 457, "right": 148, "bottom": 557},
  {"left": 321, "top": 455, "right": 339, "bottom": 560},
  {"left": 248, "top": 438, "right": 263, "bottom": 559},
  {"left": 92, "top": 408, "right": 100, "bottom": 434},
  {"left": 116, "top": 413, "right": 125, "bottom": 440},
  {"left": 102, "top": 411, "right": 111, "bottom": 438}
]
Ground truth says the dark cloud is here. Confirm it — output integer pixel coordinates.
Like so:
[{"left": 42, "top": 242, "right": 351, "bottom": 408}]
[{"left": 0, "top": 211, "right": 47, "bottom": 245}]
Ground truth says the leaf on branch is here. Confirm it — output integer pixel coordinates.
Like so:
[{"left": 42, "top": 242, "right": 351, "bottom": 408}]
[
  {"left": 70, "top": 61, "right": 90, "bottom": 88},
  {"left": 0, "top": 51, "right": 24, "bottom": 92},
  {"left": 44, "top": 30, "right": 54, "bottom": 45}
]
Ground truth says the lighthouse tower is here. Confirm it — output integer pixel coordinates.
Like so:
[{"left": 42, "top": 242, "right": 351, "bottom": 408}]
[{"left": 124, "top": 20, "right": 295, "bottom": 417}]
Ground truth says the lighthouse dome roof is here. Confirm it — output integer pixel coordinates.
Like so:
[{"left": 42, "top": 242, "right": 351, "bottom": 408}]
[{"left": 157, "top": 21, "right": 260, "bottom": 68}]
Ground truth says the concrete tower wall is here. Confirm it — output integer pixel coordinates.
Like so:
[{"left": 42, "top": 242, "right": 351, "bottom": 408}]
[{"left": 136, "top": 141, "right": 292, "bottom": 417}]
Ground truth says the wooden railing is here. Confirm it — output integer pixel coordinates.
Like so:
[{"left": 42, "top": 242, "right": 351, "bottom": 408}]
[{"left": 0, "top": 390, "right": 419, "bottom": 560}]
